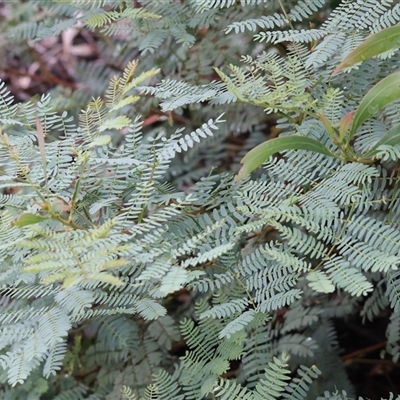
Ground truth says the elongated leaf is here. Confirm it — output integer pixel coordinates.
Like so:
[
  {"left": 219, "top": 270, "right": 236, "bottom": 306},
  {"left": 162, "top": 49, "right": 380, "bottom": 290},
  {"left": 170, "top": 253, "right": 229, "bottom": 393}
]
[
  {"left": 12, "top": 213, "right": 48, "bottom": 227},
  {"left": 318, "top": 113, "right": 339, "bottom": 142},
  {"left": 350, "top": 72, "right": 400, "bottom": 137},
  {"left": 362, "top": 124, "right": 400, "bottom": 159},
  {"left": 333, "top": 25, "right": 400, "bottom": 75},
  {"left": 339, "top": 111, "right": 354, "bottom": 142},
  {"left": 234, "top": 136, "right": 336, "bottom": 182}
]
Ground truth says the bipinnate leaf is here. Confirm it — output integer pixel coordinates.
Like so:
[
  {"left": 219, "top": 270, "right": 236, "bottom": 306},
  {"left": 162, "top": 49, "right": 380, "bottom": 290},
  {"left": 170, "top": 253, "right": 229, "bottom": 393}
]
[
  {"left": 234, "top": 136, "right": 336, "bottom": 182},
  {"left": 307, "top": 271, "right": 335, "bottom": 293},
  {"left": 36, "top": 117, "right": 47, "bottom": 170},
  {"left": 89, "top": 135, "right": 112, "bottom": 148},
  {"left": 219, "top": 310, "right": 255, "bottom": 338},
  {"left": 63, "top": 273, "right": 123, "bottom": 288},
  {"left": 333, "top": 25, "right": 400, "bottom": 75},
  {"left": 99, "top": 116, "right": 131, "bottom": 132},
  {"left": 12, "top": 213, "right": 48, "bottom": 227},
  {"left": 88, "top": 273, "right": 124, "bottom": 287},
  {"left": 350, "top": 72, "right": 400, "bottom": 137}
]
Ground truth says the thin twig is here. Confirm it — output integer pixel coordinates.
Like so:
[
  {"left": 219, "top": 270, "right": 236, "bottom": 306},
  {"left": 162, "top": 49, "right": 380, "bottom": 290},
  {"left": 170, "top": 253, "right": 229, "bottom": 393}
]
[{"left": 341, "top": 341, "right": 387, "bottom": 362}]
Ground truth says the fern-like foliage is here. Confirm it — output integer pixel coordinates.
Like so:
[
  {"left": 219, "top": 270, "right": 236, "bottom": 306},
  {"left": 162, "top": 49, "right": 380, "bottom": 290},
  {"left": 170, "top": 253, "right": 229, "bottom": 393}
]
[{"left": 1, "top": 0, "right": 400, "bottom": 398}]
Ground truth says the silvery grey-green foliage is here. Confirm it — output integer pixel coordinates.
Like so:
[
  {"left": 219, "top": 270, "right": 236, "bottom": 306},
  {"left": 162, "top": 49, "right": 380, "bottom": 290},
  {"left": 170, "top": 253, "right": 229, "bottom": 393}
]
[{"left": 1, "top": 0, "right": 400, "bottom": 399}]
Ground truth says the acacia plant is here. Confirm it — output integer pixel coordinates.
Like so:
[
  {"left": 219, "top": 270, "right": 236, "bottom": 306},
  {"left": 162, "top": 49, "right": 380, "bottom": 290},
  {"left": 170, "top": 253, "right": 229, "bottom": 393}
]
[{"left": 1, "top": 1, "right": 400, "bottom": 399}]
